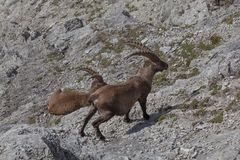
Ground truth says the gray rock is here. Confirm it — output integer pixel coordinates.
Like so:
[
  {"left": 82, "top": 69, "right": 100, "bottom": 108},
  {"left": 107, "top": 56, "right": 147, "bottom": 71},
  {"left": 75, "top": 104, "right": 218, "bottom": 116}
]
[{"left": 64, "top": 18, "right": 84, "bottom": 32}]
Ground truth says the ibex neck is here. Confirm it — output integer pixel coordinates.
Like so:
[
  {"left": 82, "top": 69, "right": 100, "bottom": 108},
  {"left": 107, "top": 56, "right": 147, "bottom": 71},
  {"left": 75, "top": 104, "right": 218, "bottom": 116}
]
[{"left": 136, "top": 70, "right": 155, "bottom": 86}]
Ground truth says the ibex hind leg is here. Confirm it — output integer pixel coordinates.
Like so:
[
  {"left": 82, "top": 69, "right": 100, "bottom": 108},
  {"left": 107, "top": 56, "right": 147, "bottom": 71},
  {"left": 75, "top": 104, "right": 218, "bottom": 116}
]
[
  {"left": 80, "top": 106, "right": 97, "bottom": 137},
  {"left": 92, "top": 112, "right": 114, "bottom": 141},
  {"left": 139, "top": 98, "right": 150, "bottom": 120},
  {"left": 124, "top": 110, "right": 131, "bottom": 123}
]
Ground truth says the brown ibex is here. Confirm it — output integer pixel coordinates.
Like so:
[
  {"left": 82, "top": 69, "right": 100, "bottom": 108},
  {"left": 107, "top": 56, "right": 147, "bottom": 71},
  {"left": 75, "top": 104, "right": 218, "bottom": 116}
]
[
  {"left": 80, "top": 41, "right": 168, "bottom": 140},
  {"left": 47, "top": 68, "right": 107, "bottom": 115}
]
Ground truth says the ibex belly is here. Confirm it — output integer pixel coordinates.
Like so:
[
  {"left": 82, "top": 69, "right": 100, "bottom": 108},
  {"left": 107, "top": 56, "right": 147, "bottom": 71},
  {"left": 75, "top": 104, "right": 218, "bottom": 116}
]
[{"left": 113, "top": 96, "right": 138, "bottom": 116}]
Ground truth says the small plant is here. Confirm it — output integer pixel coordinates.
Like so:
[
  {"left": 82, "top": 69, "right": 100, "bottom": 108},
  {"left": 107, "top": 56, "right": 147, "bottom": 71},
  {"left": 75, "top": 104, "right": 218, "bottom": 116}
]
[
  {"left": 168, "top": 113, "right": 177, "bottom": 122},
  {"left": 52, "top": 0, "right": 59, "bottom": 6},
  {"left": 52, "top": 66, "right": 63, "bottom": 75},
  {"left": 47, "top": 52, "right": 65, "bottom": 61},
  {"left": 177, "top": 42, "right": 198, "bottom": 67},
  {"left": 187, "top": 67, "right": 201, "bottom": 78},
  {"left": 54, "top": 118, "right": 61, "bottom": 125},
  {"left": 209, "top": 112, "right": 223, "bottom": 123},
  {"left": 222, "top": 15, "right": 234, "bottom": 25},
  {"left": 193, "top": 108, "right": 207, "bottom": 117},
  {"left": 28, "top": 116, "right": 36, "bottom": 124},
  {"left": 209, "top": 83, "right": 222, "bottom": 95},
  {"left": 198, "top": 41, "right": 215, "bottom": 51},
  {"left": 181, "top": 97, "right": 210, "bottom": 112},
  {"left": 225, "top": 100, "right": 236, "bottom": 112},
  {"left": 153, "top": 71, "right": 167, "bottom": 86},
  {"left": 236, "top": 91, "right": 240, "bottom": 100},
  {"left": 189, "top": 99, "right": 199, "bottom": 109},
  {"left": 125, "top": 3, "right": 138, "bottom": 12},
  {"left": 99, "top": 42, "right": 124, "bottom": 54},
  {"left": 157, "top": 113, "right": 177, "bottom": 124},
  {"left": 35, "top": 76, "right": 43, "bottom": 81},
  {"left": 157, "top": 115, "right": 166, "bottom": 124},
  {"left": 210, "top": 34, "right": 222, "bottom": 46},
  {"left": 100, "top": 58, "right": 111, "bottom": 68}
]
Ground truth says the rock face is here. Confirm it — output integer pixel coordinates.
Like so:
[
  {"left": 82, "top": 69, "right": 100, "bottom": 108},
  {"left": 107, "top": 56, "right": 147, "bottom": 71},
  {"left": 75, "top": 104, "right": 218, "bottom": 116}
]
[{"left": 0, "top": 0, "right": 240, "bottom": 159}]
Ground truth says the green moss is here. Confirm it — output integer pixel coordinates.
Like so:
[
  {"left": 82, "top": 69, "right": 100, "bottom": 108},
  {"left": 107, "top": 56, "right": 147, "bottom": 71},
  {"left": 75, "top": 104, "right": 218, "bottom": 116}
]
[
  {"left": 28, "top": 116, "right": 36, "bottom": 124},
  {"left": 190, "top": 67, "right": 200, "bottom": 77},
  {"left": 99, "top": 42, "right": 124, "bottom": 54},
  {"left": 116, "top": 26, "right": 145, "bottom": 40},
  {"left": 209, "top": 112, "right": 223, "bottom": 123},
  {"left": 157, "top": 115, "right": 166, "bottom": 124},
  {"left": 125, "top": 3, "right": 138, "bottom": 12},
  {"left": 225, "top": 100, "right": 237, "bottom": 112},
  {"left": 181, "top": 97, "right": 210, "bottom": 111},
  {"left": 35, "top": 76, "right": 43, "bottom": 81},
  {"left": 54, "top": 118, "right": 61, "bottom": 125},
  {"left": 223, "top": 0, "right": 234, "bottom": 6},
  {"left": 223, "top": 15, "right": 234, "bottom": 24},
  {"left": 52, "top": 66, "right": 63, "bottom": 75},
  {"left": 51, "top": 0, "right": 60, "bottom": 6},
  {"left": 47, "top": 52, "right": 65, "bottom": 61},
  {"left": 153, "top": 71, "right": 167, "bottom": 86},
  {"left": 209, "top": 83, "right": 222, "bottom": 95},
  {"left": 190, "top": 99, "right": 199, "bottom": 109},
  {"left": 168, "top": 113, "right": 177, "bottom": 122},
  {"left": 236, "top": 91, "right": 240, "bottom": 100},
  {"left": 198, "top": 41, "right": 215, "bottom": 51},
  {"left": 210, "top": 34, "right": 222, "bottom": 46},
  {"left": 193, "top": 108, "right": 207, "bottom": 117},
  {"left": 177, "top": 42, "right": 198, "bottom": 67},
  {"left": 100, "top": 58, "right": 111, "bottom": 68},
  {"left": 157, "top": 113, "right": 178, "bottom": 124}
]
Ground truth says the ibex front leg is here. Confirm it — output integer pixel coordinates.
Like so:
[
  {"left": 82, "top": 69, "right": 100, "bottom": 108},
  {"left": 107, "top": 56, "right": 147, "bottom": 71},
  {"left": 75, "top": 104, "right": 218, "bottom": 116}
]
[{"left": 139, "top": 98, "right": 150, "bottom": 120}]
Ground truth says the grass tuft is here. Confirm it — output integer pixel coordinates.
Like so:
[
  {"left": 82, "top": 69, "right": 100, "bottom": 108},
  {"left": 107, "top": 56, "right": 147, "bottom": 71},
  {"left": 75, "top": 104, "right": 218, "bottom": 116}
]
[{"left": 209, "top": 112, "right": 223, "bottom": 123}]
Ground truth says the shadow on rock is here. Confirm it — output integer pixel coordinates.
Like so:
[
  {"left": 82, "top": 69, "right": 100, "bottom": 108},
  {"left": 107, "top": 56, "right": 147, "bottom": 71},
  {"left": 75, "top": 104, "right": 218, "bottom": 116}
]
[
  {"left": 41, "top": 136, "right": 79, "bottom": 160},
  {"left": 126, "top": 105, "right": 178, "bottom": 135}
]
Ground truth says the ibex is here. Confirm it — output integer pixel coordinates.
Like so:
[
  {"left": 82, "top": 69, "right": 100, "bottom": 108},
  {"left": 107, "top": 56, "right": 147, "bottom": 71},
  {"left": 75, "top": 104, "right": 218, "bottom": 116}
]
[
  {"left": 80, "top": 41, "right": 168, "bottom": 140},
  {"left": 47, "top": 68, "right": 107, "bottom": 115}
]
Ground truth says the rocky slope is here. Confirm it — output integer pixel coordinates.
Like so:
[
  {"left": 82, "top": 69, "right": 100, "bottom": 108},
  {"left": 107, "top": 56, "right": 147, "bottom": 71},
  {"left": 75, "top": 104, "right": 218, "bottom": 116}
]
[{"left": 0, "top": 0, "right": 240, "bottom": 159}]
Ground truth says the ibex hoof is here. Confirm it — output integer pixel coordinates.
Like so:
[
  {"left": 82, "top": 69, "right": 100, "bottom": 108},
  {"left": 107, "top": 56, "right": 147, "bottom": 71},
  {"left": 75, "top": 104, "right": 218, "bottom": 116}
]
[
  {"left": 144, "top": 114, "right": 150, "bottom": 120},
  {"left": 99, "top": 135, "right": 106, "bottom": 141},
  {"left": 124, "top": 118, "right": 131, "bottom": 123},
  {"left": 80, "top": 131, "right": 86, "bottom": 137}
]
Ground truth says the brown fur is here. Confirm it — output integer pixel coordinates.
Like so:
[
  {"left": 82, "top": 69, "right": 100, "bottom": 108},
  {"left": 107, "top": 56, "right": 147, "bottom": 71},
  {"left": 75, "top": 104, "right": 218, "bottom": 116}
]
[
  {"left": 47, "top": 68, "right": 107, "bottom": 115},
  {"left": 48, "top": 89, "right": 90, "bottom": 115},
  {"left": 80, "top": 41, "right": 168, "bottom": 140}
]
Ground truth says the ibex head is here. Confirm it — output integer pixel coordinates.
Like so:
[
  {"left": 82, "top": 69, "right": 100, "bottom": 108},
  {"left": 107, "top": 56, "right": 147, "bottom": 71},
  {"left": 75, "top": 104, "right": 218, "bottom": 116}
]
[
  {"left": 125, "top": 40, "right": 168, "bottom": 73},
  {"left": 127, "top": 51, "right": 168, "bottom": 73}
]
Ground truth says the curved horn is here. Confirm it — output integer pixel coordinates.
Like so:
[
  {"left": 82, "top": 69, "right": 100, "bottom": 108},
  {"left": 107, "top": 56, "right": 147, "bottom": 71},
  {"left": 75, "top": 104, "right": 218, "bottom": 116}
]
[
  {"left": 124, "top": 40, "right": 152, "bottom": 52},
  {"left": 78, "top": 67, "right": 98, "bottom": 75},
  {"left": 88, "top": 74, "right": 104, "bottom": 83},
  {"left": 126, "top": 51, "right": 163, "bottom": 64}
]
